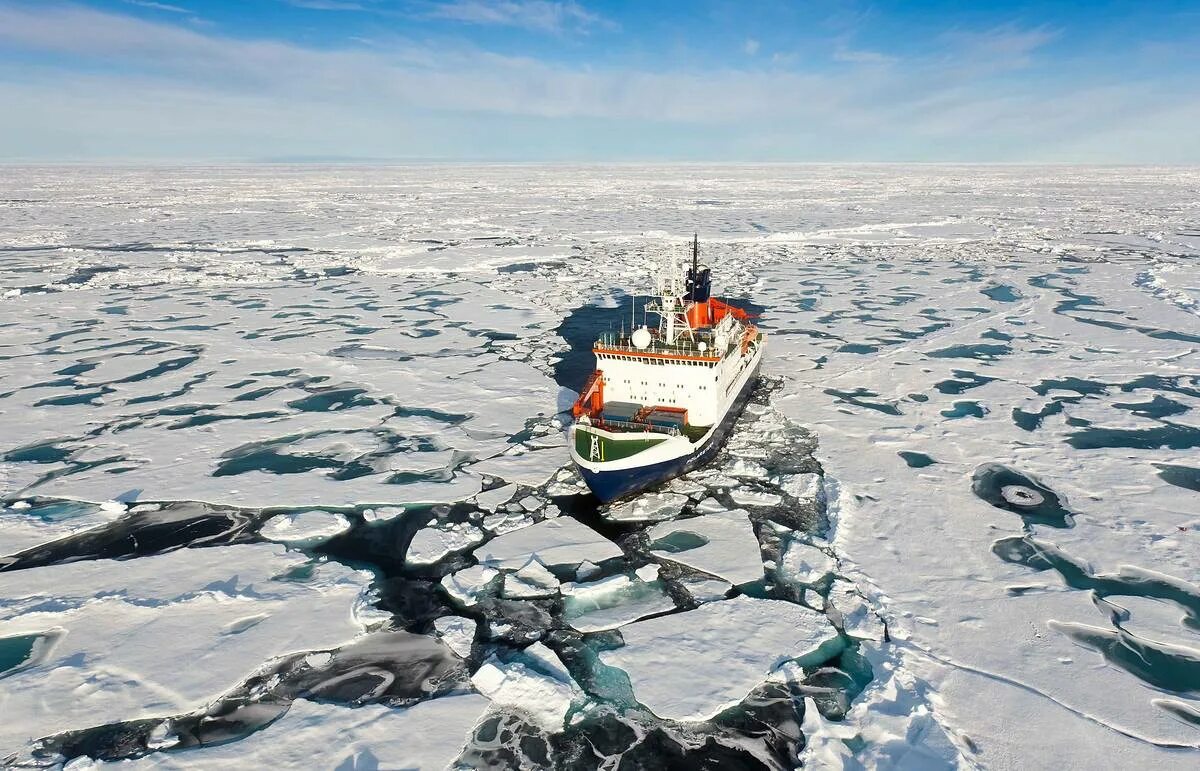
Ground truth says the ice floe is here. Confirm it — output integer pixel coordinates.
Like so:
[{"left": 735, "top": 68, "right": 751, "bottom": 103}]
[
  {"left": 0, "top": 544, "right": 375, "bottom": 753},
  {"left": 646, "top": 509, "right": 763, "bottom": 586},
  {"left": 473, "top": 517, "right": 622, "bottom": 570},
  {"left": 259, "top": 510, "right": 351, "bottom": 547},
  {"left": 600, "top": 596, "right": 840, "bottom": 721}
]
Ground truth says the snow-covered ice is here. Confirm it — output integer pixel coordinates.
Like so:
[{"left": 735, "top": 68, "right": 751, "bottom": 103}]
[
  {"left": 646, "top": 509, "right": 764, "bottom": 585},
  {"left": 600, "top": 596, "right": 841, "bottom": 721},
  {"left": 259, "top": 510, "right": 350, "bottom": 547},
  {"left": 473, "top": 517, "right": 622, "bottom": 569},
  {"left": 0, "top": 544, "right": 375, "bottom": 753},
  {"left": 3, "top": 164, "right": 1199, "bottom": 768}
]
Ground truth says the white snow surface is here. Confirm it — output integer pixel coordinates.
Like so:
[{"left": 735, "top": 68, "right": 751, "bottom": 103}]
[
  {"left": 259, "top": 509, "right": 350, "bottom": 546},
  {"left": 647, "top": 509, "right": 764, "bottom": 585},
  {"left": 4, "top": 165, "right": 1200, "bottom": 768},
  {"left": 600, "top": 596, "right": 839, "bottom": 721},
  {"left": 87, "top": 694, "right": 491, "bottom": 770},
  {"left": 0, "top": 544, "right": 375, "bottom": 753},
  {"left": 473, "top": 517, "right": 622, "bottom": 569}
]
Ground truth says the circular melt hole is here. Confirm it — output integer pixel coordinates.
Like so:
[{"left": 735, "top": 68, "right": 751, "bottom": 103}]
[{"left": 1001, "top": 485, "right": 1044, "bottom": 507}]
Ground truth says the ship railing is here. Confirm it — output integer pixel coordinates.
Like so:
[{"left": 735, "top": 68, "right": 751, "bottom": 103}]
[
  {"left": 592, "top": 340, "right": 719, "bottom": 359},
  {"left": 597, "top": 419, "right": 681, "bottom": 437}
]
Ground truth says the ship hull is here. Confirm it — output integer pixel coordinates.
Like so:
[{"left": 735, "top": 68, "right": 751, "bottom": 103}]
[{"left": 573, "top": 357, "right": 761, "bottom": 502}]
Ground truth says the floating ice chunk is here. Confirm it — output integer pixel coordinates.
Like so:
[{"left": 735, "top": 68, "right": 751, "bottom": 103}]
[
  {"left": 695, "top": 497, "right": 727, "bottom": 514},
  {"left": 560, "top": 574, "right": 676, "bottom": 632},
  {"left": 518, "top": 495, "right": 543, "bottom": 512},
  {"left": 259, "top": 510, "right": 350, "bottom": 547},
  {"left": 774, "top": 472, "right": 823, "bottom": 504},
  {"left": 647, "top": 510, "right": 763, "bottom": 585},
  {"left": 474, "top": 484, "right": 518, "bottom": 512},
  {"left": 635, "top": 564, "right": 660, "bottom": 582},
  {"left": 471, "top": 647, "right": 580, "bottom": 731},
  {"left": 474, "top": 517, "right": 622, "bottom": 570},
  {"left": 604, "top": 492, "right": 688, "bottom": 523},
  {"left": 576, "top": 560, "right": 601, "bottom": 581},
  {"left": 502, "top": 557, "right": 561, "bottom": 599},
  {"left": 779, "top": 538, "right": 836, "bottom": 586},
  {"left": 93, "top": 694, "right": 492, "bottom": 770},
  {"left": 99, "top": 499, "right": 127, "bottom": 514},
  {"left": 726, "top": 459, "right": 769, "bottom": 479},
  {"left": 440, "top": 564, "right": 499, "bottom": 608},
  {"left": 361, "top": 506, "right": 405, "bottom": 523},
  {"left": 827, "top": 579, "right": 884, "bottom": 640},
  {"left": 433, "top": 615, "right": 477, "bottom": 658},
  {"left": 481, "top": 508, "right": 530, "bottom": 535},
  {"left": 667, "top": 477, "right": 706, "bottom": 497},
  {"left": 406, "top": 521, "right": 485, "bottom": 566},
  {"left": 729, "top": 489, "right": 783, "bottom": 508},
  {"left": 600, "top": 596, "right": 840, "bottom": 721}
]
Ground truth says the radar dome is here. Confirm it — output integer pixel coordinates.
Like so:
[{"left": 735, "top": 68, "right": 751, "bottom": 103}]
[
  {"left": 631, "top": 327, "right": 652, "bottom": 349},
  {"left": 698, "top": 341, "right": 707, "bottom": 352}
]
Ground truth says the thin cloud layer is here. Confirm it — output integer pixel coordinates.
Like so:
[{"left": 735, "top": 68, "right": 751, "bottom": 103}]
[{"left": 0, "top": 1, "right": 1196, "bottom": 161}]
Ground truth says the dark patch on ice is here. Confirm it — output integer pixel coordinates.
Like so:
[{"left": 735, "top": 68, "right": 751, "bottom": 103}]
[
  {"left": 898, "top": 451, "right": 935, "bottom": 468},
  {"left": 941, "top": 401, "right": 985, "bottom": 419},
  {"left": 36, "top": 631, "right": 468, "bottom": 764},
  {"left": 935, "top": 370, "right": 996, "bottom": 395},
  {"left": 1066, "top": 423, "right": 1200, "bottom": 451},
  {"left": 925, "top": 343, "right": 1010, "bottom": 361},
  {"left": 980, "top": 284, "right": 1021, "bottom": 302},
  {"left": 0, "top": 502, "right": 261, "bottom": 572},
  {"left": 1154, "top": 464, "right": 1200, "bottom": 493},
  {"left": 971, "top": 464, "right": 1075, "bottom": 528},
  {"left": 825, "top": 388, "right": 902, "bottom": 415}
]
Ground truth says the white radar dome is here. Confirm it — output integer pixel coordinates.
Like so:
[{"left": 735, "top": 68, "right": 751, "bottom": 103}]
[
  {"left": 698, "top": 341, "right": 707, "bottom": 352},
  {"left": 631, "top": 327, "right": 652, "bottom": 349}
]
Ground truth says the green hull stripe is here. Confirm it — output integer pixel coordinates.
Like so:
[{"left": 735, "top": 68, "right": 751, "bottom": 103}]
[{"left": 574, "top": 428, "right": 665, "bottom": 462}]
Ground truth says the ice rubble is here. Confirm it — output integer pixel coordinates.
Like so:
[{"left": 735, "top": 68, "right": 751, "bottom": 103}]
[
  {"left": 600, "top": 596, "right": 840, "bottom": 721},
  {"left": 471, "top": 643, "right": 582, "bottom": 731},
  {"left": 0, "top": 544, "right": 376, "bottom": 753},
  {"left": 473, "top": 517, "right": 622, "bottom": 569}
]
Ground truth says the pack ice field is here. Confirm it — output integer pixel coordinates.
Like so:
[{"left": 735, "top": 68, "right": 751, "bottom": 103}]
[{"left": 0, "top": 165, "right": 1198, "bottom": 770}]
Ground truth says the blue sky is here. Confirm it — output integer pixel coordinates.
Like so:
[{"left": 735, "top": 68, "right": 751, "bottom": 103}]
[{"left": 1, "top": 1, "right": 1198, "bottom": 161}]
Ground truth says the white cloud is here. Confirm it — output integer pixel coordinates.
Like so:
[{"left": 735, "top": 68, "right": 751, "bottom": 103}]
[
  {"left": 743, "top": 38, "right": 760, "bottom": 56},
  {"left": 427, "top": 1, "right": 603, "bottom": 33},
  {"left": 0, "top": 5, "right": 1195, "bottom": 161},
  {"left": 124, "top": 0, "right": 189, "bottom": 12},
  {"left": 833, "top": 46, "right": 895, "bottom": 65},
  {"left": 284, "top": 1, "right": 367, "bottom": 10}
]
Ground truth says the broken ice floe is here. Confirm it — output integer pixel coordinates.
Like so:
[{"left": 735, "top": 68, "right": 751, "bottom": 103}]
[
  {"left": 599, "top": 596, "right": 842, "bottom": 721},
  {"left": 258, "top": 509, "right": 350, "bottom": 547}
]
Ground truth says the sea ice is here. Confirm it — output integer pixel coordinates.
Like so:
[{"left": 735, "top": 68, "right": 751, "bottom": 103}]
[
  {"left": 439, "top": 564, "right": 499, "bottom": 608},
  {"left": 600, "top": 596, "right": 840, "bottom": 721},
  {"left": 647, "top": 509, "right": 763, "bottom": 585},
  {"left": 259, "top": 510, "right": 351, "bottom": 547},
  {"left": 0, "top": 544, "right": 374, "bottom": 753},
  {"left": 433, "top": 616, "right": 477, "bottom": 659},
  {"left": 406, "top": 520, "right": 485, "bottom": 566},
  {"left": 470, "top": 644, "right": 581, "bottom": 731},
  {"left": 87, "top": 694, "right": 491, "bottom": 770},
  {"left": 560, "top": 574, "right": 676, "bottom": 632},
  {"left": 603, "top": 491, "right": 688, "bottom": 522},
  {"left": 473, "top": 517, "right": 622, "bottom": 570},
  {"left": 779, "top": 538, "right": 836, "bottom": 586}
]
